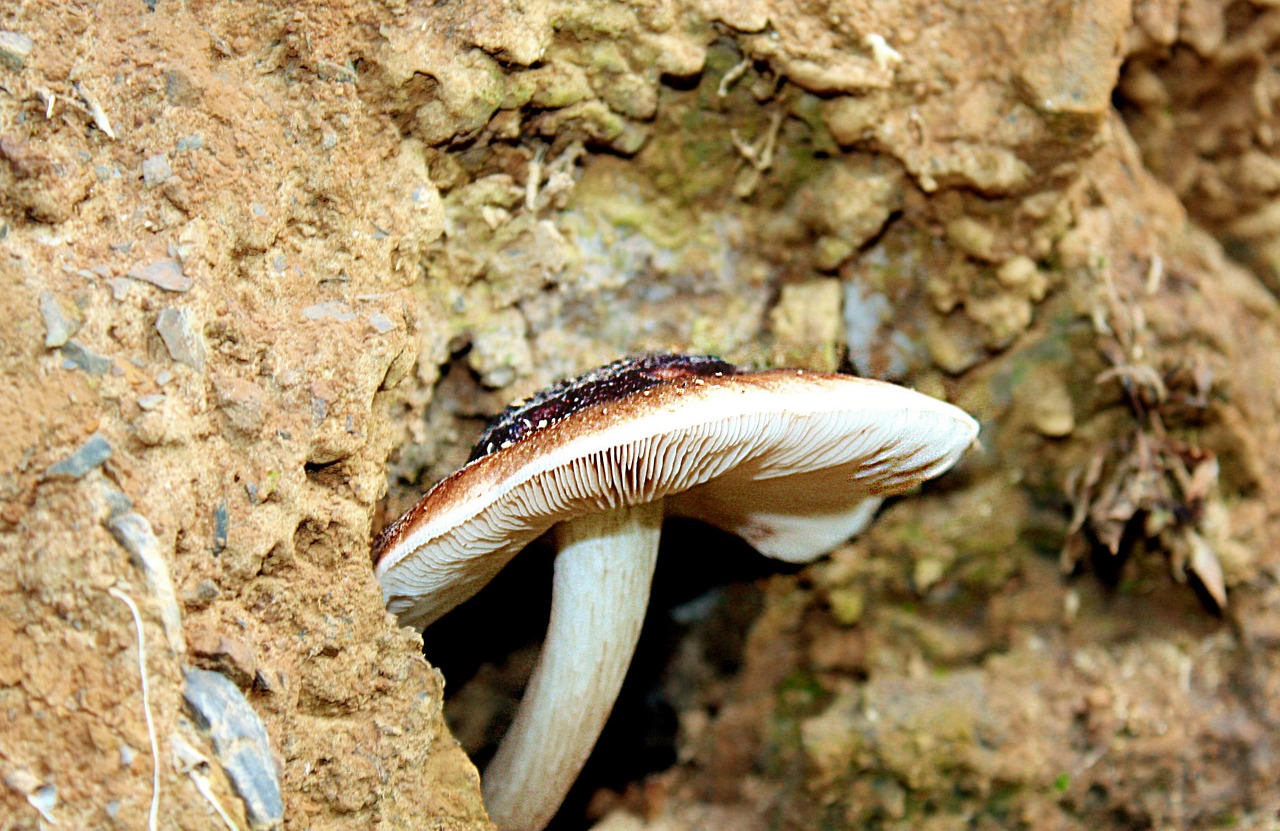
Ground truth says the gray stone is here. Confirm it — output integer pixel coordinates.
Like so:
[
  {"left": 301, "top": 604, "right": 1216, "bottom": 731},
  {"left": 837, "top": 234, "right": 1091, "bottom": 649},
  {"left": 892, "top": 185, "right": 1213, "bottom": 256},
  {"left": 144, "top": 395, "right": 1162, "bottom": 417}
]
[
  {"left": 0, "top": 31, "right": 33, "bottom": 70},
  {"left": 315, "top": 59, "right": 357, "bottom": 83},
  {"left": 368, "top": 311, "right": 395, "bottom": 334},
  {"left": 127, "top": 259, "right": 192, "bottom": 292},
  {"left": 301, "top": 301, "right": 355, "bottom": 322},
  {"left": 107, "top": 512, "right": 185, "bottom": 655},
  {"left": 213, "top": 501, "right": 229, "bottom": 553},
  {"left": 142, "top": 153, "right": 172, "bottom": 188},
  {"left": 107, "top": 277, "right": 133, "bottom": 300},
  {"left": 96, "top": 480, "right": 134, "bottom": 518},
  {"left": 183, "top": 668, "right": 284, "bottom": 829},
  {"left": 155, "top": 306, "right": 207, "bottom": 371},
  {"left": 45, "top": 433, "right": 112, "bottom": 479},
  {"left": 38, "top": 290, "right": 80, "bottom": 348},
  {"left": 59, "top": 340, "right": 113, "bottom": 375}
]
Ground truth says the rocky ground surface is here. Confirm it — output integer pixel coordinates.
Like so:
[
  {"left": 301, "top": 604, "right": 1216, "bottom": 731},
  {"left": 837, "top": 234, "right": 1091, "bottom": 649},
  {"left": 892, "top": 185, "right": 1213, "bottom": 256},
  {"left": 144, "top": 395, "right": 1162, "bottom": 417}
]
[{"left": 2, "top": 0, "right": 1278, "bottom": 829}]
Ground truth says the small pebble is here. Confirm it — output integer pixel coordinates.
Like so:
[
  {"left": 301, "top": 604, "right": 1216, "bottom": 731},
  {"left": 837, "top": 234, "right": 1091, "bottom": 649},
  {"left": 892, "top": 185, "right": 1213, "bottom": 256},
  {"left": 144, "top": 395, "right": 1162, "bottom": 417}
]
[
  {"left": 310, "top": 396, "right": 328, "bottom": 424},
  {"left": 97, "top": 481, "right": 134, "bottom": 517},
  {"left": 155, "top": 368, "right": 174, "bottom": 386},
  {"left": 155, "top": 306, "right": 207, "bottom": 371},
  {"left": 194, "top": 580, "right": 221, "bottom": 602},
  {"left": 28, "top": 785, "right": 56, "bottom": 823},
  {"left": 137, "top": 394, "right": 166, "bottom": 410},
  {"left": 141, "top": 153, "right": 172, "bottom": 188},
  {"left": 38, "top": 290, "right": 80, "bottom": 348},
  {"left": 45, "top": 433, "right": 112, "bottom": 479},
  {"left": 127, "top": 259, "right": 192, "bottom": 292},
  {"left": 188, "top": 627, "right": 257, "bottom": 687},
  {"left": 59, "top": 341, "right": 113, "bottom": 375},
  {"left": 315, "top": 59, "right": 357, "bottom": 83},
  {"left": 214, "top": 376, "right": 266, "bottom": 434},
  {"left": 0, "top": 31, "right": 33, "bottom": 70},
  {"left": 301, "top": 301, "right": 356, "bottom": 322},
  {"left": 175, "top": 134, "right": 204, "bottom": 151},
  {"left": 213, "top": 501, "right": 229, "bottom": 552},
  {"left": 368, "top": 311, "right": 395, "bottom": 333},
  {"left": 183, "top": 668, "right": 284, "bottom": 828},
  {"left": 107, "top": 278, "right": 132, "bottom": 300}
]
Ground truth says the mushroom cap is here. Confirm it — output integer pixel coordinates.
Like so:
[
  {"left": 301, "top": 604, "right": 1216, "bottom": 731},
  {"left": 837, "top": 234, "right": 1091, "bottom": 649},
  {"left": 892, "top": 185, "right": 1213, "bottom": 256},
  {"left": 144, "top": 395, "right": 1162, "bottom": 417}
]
[{"left": 375, "top": 364, "right": 978, "bottom": 629}]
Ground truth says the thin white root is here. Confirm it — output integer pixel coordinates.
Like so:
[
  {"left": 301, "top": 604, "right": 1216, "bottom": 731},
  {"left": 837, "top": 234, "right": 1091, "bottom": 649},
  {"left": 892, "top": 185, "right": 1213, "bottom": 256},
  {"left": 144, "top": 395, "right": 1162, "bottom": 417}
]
[
  {"left": 482, "top": 500, "right": 664, "bottom": 831},
  {"left": 109, "top": 586, "right": 160, "bottom": 831}
]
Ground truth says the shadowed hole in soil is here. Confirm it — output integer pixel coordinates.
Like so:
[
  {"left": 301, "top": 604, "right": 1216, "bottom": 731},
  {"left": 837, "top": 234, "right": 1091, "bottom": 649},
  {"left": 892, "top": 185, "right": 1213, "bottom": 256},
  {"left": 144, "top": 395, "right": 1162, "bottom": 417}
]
[{"left": 421, "top": 518, "right": 796, "bottom": 831}]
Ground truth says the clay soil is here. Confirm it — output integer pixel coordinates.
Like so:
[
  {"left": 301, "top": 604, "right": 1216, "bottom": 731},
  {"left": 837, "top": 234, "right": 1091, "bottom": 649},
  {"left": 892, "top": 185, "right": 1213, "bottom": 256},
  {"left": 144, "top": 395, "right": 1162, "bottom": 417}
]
[{"left": 3, "top": 1, "right": 1280, "bottom": 830}]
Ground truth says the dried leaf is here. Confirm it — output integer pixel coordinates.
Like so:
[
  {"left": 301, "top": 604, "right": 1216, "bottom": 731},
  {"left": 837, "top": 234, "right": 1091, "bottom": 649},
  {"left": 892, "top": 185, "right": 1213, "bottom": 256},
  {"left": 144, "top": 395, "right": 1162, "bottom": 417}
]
[{"left": 1185, "top": 530, "right": 1227, "bottom": 611}]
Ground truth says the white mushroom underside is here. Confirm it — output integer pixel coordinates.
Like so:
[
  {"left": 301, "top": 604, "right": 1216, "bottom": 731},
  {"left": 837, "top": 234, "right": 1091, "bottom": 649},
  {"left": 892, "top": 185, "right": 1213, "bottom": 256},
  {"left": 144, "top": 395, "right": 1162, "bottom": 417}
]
[{"left": 379, "top": 376, "right": 976, "bottom": 629}]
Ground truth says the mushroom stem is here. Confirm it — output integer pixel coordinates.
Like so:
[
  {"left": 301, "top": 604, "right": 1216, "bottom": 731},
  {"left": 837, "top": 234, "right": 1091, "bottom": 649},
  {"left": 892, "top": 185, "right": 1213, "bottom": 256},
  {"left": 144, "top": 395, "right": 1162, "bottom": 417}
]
[{"left": 482, "top": 500, "right": 664, "bottom": 831}]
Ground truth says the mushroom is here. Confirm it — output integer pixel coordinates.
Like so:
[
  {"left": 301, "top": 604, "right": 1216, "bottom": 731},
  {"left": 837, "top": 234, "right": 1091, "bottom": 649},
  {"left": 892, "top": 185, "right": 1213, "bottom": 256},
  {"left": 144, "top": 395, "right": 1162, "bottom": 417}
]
[{"left": 373, "top": 354, "right": 978, "bottom": 831}]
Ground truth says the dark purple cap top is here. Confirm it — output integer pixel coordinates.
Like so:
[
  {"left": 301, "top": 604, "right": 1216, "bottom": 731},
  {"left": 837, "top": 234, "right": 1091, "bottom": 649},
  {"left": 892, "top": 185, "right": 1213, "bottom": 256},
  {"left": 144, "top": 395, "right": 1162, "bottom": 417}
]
[{"left": 469, "top": 354, "right": 740, "bottom": 461}]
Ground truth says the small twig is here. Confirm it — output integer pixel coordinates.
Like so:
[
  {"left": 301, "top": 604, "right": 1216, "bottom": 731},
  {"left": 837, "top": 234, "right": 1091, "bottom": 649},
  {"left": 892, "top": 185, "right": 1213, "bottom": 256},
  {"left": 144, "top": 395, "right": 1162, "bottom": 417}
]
[
  {"left": 73, "top": 81, "right": 116, "bottom": 140},
  {"left": 189, "top": 773, "right": 239, "bottom": 831},
  {"left": 109, "top": 586, "right": 160, "bottom": 831},
  {"left": 730, "top": 109, "right": 785, "bottom": 173},
  {"left": 171, "top": 735, "right": 239, "bottom": 831},
  {"left": 718, "top": 58, "right": 751, "bottom": 97},
  {"left": 1076, "top": 743, "right": 1109, "bottom": 773},
  {"left": 1145, "top": 254, "right": 1164, "bottom": 295},
  {"left": 730, "top": 108, "right": 786, "bottom": 198},
  {"left": 1094, "top": 362, "right": 1168, "bottom": 403},
  {"left": 35, "top": 87, "right": 87, "bottom": 121}
]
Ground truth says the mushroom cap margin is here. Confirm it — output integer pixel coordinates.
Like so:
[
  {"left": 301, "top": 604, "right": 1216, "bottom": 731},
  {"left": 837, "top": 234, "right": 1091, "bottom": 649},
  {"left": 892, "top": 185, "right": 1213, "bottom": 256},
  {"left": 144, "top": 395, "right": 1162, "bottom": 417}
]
[{"left": 374, "top": 369, "right": 978, "bottom": 629}]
